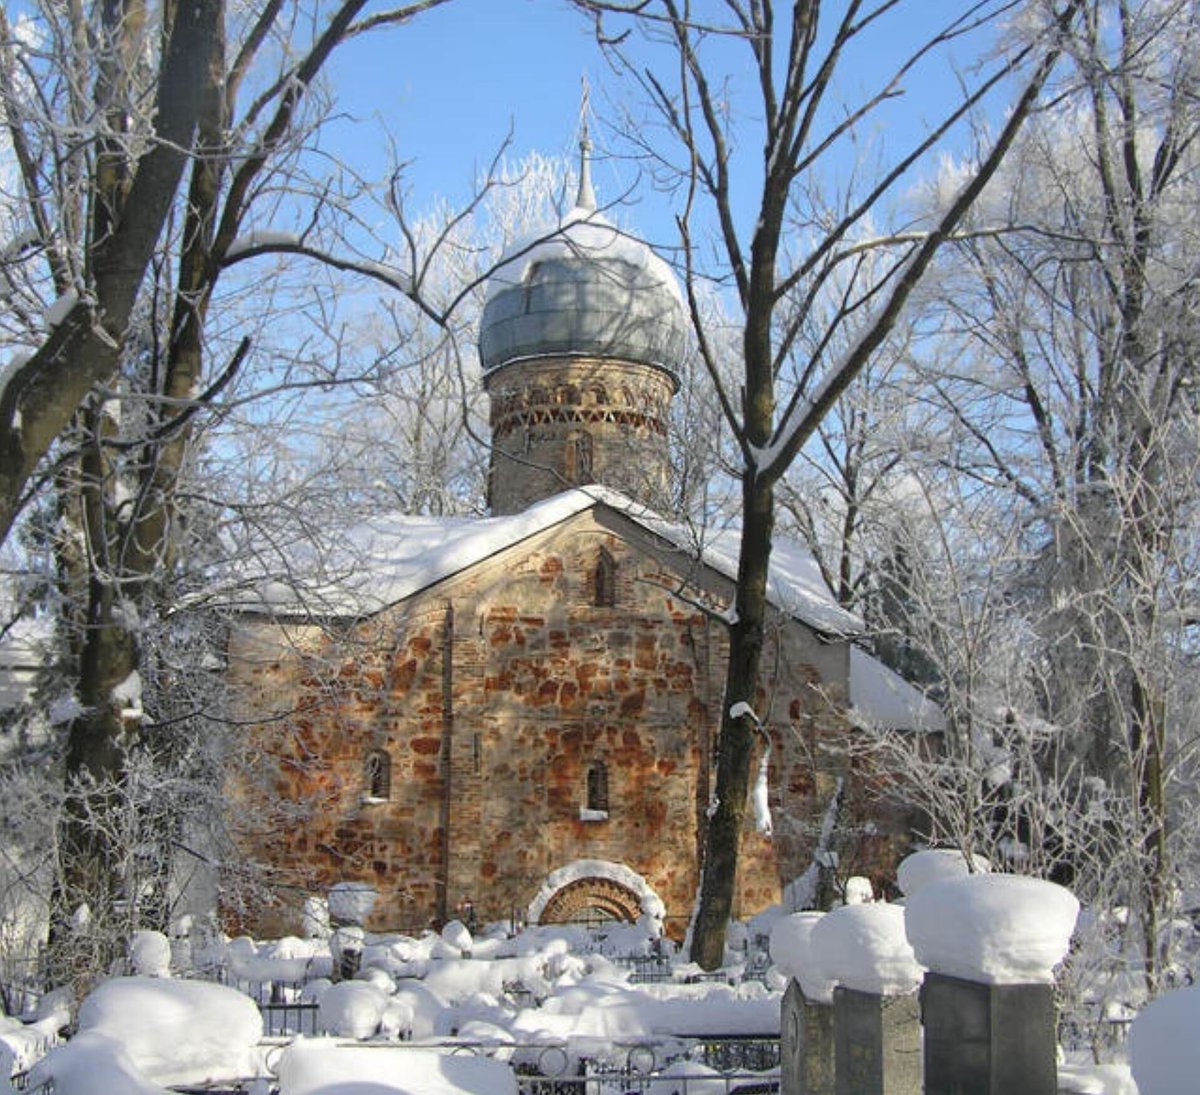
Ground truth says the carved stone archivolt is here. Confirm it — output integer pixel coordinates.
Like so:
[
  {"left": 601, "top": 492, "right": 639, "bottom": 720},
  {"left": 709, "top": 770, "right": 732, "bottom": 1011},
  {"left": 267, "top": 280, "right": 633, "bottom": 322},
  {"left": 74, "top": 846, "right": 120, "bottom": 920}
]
[{"left": 537, "top": 876, "right": 643, "bottom": 925}]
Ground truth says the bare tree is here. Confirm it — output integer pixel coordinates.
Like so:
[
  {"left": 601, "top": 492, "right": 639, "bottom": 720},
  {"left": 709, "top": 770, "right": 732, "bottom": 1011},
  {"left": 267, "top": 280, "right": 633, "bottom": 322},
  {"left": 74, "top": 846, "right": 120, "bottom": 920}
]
[
  {"left": 572, "top": 0, "right": 1083, "bottom": 966},
  {"left": 777, "top": 342, "right": 912, "bottom": 613},
  {"left": 897, "top": 0, "right": 1200, "bottom": 994},
  {"left": 0, "top": 0, "right": 471, "bottom": 986}
]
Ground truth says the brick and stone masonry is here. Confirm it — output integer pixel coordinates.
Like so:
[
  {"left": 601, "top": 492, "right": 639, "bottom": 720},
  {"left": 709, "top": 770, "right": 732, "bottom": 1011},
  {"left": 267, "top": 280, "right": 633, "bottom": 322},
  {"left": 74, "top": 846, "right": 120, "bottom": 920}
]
[{"left": 225, "top": 504, "right": 913, "bottom": 937}]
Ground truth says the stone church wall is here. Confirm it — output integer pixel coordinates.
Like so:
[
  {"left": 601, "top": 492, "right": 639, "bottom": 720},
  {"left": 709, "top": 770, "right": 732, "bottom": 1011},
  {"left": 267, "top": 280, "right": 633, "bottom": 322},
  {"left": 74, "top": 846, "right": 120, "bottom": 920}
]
[{"left": 225, "top": 507, "right": 903, "bottom": 938}]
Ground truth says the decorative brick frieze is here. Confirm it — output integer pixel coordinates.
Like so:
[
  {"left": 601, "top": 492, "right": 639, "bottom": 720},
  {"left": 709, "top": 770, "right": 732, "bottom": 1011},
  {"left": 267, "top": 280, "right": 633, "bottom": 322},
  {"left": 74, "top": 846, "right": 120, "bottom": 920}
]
[{"left": 484, "top": 358, "right": 678, "bottom": 515}]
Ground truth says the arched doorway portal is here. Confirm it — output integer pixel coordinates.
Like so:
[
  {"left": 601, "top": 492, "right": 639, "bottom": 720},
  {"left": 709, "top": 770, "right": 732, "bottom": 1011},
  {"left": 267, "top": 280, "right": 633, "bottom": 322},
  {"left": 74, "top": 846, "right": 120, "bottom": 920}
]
[
  {"left": 527, "top": 859, "right": 664, "bottom": 933},
  {"left": 538, "top": 876, "right": 642, "bottom": 925}
]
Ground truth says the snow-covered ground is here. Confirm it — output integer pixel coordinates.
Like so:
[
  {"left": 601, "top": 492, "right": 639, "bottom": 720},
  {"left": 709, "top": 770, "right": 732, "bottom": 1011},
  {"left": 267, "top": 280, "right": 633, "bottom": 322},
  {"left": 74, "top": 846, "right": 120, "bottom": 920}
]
[
  {"left": 5, "top": 856, "right": 1187, "bottom": 1093},
  {"left": 17, "top": 916, "right": 784, "bottom": 1094}
]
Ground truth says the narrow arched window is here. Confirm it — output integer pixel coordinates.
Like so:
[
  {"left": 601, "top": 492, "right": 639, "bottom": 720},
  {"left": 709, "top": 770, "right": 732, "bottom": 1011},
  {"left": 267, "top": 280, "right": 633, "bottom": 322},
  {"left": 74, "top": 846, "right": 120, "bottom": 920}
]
[
  {"left": 566, "top": 430, "right": 594, "bottom": 484},
  {"left": 577, "top": 432, "right": 594, "bottom": 481},
  {"left": 586, "top": 761, "right": 609, "bottom": 813},
  {"left": 364, "top": 748, "right": 391, "bottom": 801},
  {"left": 594, "top": 548, "right": 616, "bottom": 608}
]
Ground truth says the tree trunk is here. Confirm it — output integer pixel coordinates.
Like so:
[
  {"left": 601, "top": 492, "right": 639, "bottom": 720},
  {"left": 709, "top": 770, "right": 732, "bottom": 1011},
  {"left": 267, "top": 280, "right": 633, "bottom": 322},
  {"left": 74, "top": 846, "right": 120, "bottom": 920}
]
[
  {"left": 48, "top": 409, "right": 142, "bottom": 990},
  {"left": 691, "top": 474, "right": 774, "bottom": 969}
]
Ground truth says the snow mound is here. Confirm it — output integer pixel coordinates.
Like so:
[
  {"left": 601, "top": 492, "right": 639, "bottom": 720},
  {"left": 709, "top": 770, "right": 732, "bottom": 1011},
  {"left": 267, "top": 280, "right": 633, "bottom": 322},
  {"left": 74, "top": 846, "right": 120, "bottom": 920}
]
[
  {"left": 276, "top": 1037, "right": 518, "bottom": 1094},
  {"left": 442, "top": 919, "right": 473, "bottom": 952},
  {"left": 844, "top": 877, "right": 874, "bottom": 904},
  {"left": 1058, "top": 1061, "right": 1137, "bottom": 1094},
  {"left": 810, "top": 904, "right": 923, "bottom": 996},
  {"left": 316, "top": 980, "right": 388, "bottom": 1038},
  {"left": 769, "top": 912, "right": 835, "bottom": 1004},
  {"left": 129, "top": 930, "right": 172, "bottom": 977},
  {"left": 389, "top": 980, "right": 450, "bottom": 1039},
  {"left": 655, "top": 1058, "right": 730, "bottom": 1094},
  {"left": 225, "top": 935, "right": 332, "bottom": 983},
  {"left": 28, "top": 1030, "right": 169, "bottom": 1095},
  {"left": 896, "top": 848, "right": 990, "bottom": 896},
  {"left": 0, "top": 1014, "right": 60, "bottom": 1077},
  {"left": 904, "top": 873, "right": 1078, "bottom": 984},
  {"left": 327, "top": 881, "right": 378, "bottom": 925},
  {"left": 1129, "top": 985, "right": 1200, "bottom": 1094},
  {"left": 69, "top": 976, "right": 261, "bottom": 1086}
]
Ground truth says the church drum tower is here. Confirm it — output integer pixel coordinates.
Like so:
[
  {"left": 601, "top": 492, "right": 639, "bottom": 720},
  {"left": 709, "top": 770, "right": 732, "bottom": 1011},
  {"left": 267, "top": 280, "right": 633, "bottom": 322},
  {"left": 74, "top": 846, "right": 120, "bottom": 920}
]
[{"left": 479, "top": 134, "right": 689, "bottom": 514}]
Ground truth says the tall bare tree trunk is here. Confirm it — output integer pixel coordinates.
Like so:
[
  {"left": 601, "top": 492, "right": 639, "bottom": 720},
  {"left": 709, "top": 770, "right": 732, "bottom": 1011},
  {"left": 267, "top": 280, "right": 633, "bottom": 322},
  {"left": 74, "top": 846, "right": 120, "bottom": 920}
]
[{"left": 692, "top": 477, "right": 773, "bottom": 967}]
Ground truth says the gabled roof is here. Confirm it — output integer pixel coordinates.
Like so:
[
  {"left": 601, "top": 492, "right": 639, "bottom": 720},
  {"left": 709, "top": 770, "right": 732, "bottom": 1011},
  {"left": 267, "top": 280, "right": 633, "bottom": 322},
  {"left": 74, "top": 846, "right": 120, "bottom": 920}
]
[
  {"left": 239, "top": 487, "right": 942, "bottom": 732},
  {"left": 248, "top": 486, "right": 862, "bottom": 639}
]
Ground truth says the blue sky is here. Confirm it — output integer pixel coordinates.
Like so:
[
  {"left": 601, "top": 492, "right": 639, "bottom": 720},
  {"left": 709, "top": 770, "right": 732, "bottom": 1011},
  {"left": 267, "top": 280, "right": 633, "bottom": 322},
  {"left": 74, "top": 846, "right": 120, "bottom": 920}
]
[
  {"left": 327, "top": 1, "right": 605, "bottom": 212},
  {"left": 323, "top": 0, "right": 1014, "bottom": 248}
]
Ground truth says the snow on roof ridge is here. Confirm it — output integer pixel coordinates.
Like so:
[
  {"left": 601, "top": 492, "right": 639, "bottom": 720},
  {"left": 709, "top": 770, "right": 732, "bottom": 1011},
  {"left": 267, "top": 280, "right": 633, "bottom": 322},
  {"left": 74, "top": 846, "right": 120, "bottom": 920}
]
[{"left": 245, "top": 486, "right": 862, "bottom": 642}]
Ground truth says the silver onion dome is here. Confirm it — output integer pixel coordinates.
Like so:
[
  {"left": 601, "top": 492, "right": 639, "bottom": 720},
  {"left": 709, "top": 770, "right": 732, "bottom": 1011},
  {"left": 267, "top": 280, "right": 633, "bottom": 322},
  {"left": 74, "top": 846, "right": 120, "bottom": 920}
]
[{"left": 479, "top": 137, "right": 688, "bottom": 375}]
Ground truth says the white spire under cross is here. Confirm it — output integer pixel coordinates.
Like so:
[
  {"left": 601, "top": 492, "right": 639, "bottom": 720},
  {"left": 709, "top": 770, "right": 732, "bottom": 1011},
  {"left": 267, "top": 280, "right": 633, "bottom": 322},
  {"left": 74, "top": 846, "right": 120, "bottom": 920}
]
[{"left": 577, "top": 74, "right": 597, "bottom": 211}]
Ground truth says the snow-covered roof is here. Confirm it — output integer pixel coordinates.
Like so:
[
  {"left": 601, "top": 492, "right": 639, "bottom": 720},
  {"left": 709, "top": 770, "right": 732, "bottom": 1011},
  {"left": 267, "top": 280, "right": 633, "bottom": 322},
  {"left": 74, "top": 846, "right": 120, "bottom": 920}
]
[
  {"left": 245, "top": 486, "right": 862, "bottom": 638},
  {"left": 239, "top": 487, "right": 942, "bottom": 732},
  {"left": 848, "top": 645, "right": 945, "bottom": 733}
]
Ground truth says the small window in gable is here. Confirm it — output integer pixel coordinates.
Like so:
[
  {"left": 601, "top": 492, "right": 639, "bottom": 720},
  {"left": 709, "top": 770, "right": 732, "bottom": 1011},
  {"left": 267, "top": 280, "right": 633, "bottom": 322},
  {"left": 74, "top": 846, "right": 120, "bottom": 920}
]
[
  {"left": 594, "top": 548, "right": 616, "bottom": 608},
  {"left": 586, "top": 761, "right": 609, "bottom": 814},
  {"left": 364, "top": 748, "right": 391, "bottom": 802}
]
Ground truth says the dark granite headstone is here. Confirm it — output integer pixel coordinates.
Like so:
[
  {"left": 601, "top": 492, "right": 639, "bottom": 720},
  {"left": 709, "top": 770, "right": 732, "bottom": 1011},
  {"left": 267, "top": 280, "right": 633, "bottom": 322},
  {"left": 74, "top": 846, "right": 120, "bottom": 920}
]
[
  {"left": 782, "top": 978, "right": 835, "bottom": 1095},
  {"left": 920, "top": 971, "right": 1057, "bottom": 1094},
  {"left": 833, "top": 986, "right": 921, "bottom": 1095}
]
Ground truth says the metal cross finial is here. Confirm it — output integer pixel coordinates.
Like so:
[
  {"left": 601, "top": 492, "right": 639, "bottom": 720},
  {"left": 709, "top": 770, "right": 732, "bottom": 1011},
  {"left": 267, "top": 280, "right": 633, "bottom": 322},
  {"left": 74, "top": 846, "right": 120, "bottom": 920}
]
[{"left": 577, "top": 74, "right": 597, "bottom": 211}]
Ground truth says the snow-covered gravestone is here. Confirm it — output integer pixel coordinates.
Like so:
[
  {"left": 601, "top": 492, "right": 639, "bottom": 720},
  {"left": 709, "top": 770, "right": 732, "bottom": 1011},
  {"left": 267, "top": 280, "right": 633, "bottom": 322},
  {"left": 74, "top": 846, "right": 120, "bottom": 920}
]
[
  {"left": 328, "top": 882, "right": 377, "bottom": 982},
  {"left": 771, "top": 912, "right": 836, "bottom": 1095},
  {"left": 904, "top": 872, "right": 1079, "bottom": 1095},
  {"left": 810, "top": 904, "right": 923, "bottom": 1095}
]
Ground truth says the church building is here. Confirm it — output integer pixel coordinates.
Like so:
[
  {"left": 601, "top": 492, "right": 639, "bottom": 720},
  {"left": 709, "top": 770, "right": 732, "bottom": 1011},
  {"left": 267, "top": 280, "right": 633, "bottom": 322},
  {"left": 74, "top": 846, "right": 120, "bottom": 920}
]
[{"left": 225, "top": 138, "right": 938, "bottom": 938}]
